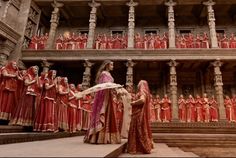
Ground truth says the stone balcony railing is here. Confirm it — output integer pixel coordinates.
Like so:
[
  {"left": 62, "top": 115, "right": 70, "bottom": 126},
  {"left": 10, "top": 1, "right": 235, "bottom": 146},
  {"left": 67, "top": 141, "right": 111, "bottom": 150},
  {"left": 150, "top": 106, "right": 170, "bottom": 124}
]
[{"left": 22, "top": 48, "right": 236, "bottom": 61}]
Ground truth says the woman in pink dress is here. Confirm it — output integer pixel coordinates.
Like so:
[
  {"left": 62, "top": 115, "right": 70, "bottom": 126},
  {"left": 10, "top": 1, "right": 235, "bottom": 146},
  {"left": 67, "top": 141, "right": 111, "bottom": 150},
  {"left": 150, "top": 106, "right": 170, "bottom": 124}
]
[{"left": 84, "top": 60, "right": 121, "bottom": 144}]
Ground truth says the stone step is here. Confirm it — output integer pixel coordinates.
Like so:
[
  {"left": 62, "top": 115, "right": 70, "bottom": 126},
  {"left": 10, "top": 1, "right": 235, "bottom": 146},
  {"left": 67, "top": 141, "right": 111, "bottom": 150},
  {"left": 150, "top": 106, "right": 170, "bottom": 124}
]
[
  {"left": 0, "top": 136, "right": 127, "bottom": 157},
  {"left": 0, "top": 125, "right": 25, "bottom": 133},
  {"left": 170, "top": 147, "right": 198, "bottom": 157},
  {"left": 153, "top": 133, "right": 236, "bottom": 147},
  {"left": 0, "top": 131, "right": 85, "bottom": 145},
  {"left": 119, "top": 143, "right": 199, "bottom": 157},
  {"left": 151, "top": 122, "right": 236, "bottom": 134}
]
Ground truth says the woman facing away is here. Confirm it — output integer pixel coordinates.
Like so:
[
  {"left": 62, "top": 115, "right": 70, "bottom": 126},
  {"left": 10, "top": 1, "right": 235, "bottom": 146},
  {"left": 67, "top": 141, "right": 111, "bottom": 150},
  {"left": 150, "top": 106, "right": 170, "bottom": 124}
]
[
  {"left": 127, "top": 80, "right": 153, "bottom": 154},
  {"left": 84, "top": 60, "right": 121, "bottom": 144}
]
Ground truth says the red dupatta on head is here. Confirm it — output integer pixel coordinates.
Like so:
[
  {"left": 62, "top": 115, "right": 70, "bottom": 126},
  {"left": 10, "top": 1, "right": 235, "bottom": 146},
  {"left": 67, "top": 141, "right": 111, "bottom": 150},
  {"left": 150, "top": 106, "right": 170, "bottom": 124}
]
[{"left": 137, "top": 80, "right": 152, "bottom": 140}]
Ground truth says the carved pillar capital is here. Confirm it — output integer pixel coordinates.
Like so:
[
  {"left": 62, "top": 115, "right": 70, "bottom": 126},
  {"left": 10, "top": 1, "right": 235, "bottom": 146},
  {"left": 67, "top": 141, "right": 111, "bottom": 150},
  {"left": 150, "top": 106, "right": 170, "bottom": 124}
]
[
  {"left": 165, "top": 0, "right": 177, "bottom": 7},
  {"left": 203, "top": 0, "right": 216, "bottom": 7},
  {"left": 126, "top": 0, "right": 138, "bottom": 8},
  {"left": 0, "top": 39, "right": 15, "bottom": 56},
  {"left": 167, "top": 59, "right": 178, "bottom": 76},
  {"left": 41, "top": 59, "right": 53, "bottom": 73},
  {"left": 211, "top": 58, "right": 223, "bottom": 68},
  {"left": 88, "top": 1, "right": 101, "bottom": 9}
]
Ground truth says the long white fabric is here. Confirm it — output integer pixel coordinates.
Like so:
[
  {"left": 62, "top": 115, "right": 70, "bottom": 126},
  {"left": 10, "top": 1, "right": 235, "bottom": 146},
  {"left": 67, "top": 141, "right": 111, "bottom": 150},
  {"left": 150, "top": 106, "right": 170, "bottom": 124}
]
[{"left": 75, "top": 82, "right": 131, "bottom": 138}]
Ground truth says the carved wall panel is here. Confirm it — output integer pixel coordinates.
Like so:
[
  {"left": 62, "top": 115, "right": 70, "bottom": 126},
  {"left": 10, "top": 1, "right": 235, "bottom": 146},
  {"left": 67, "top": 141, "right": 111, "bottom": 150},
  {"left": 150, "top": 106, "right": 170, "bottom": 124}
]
[{"left": 23, "top": 1, "right": 41, "bottom": 49}]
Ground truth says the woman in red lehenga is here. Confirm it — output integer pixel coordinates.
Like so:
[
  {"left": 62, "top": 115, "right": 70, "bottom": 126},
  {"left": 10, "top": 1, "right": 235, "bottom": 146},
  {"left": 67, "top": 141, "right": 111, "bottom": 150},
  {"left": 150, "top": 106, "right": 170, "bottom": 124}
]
[
  {"left": 150, "top": 95, "right": 156, "bottom": 122},
  {"left": 34, "top": 70, "right": 57, "bottom": 132},
  {"left": 186, "top": 94, "right": 196, "bottom": 123},
  {"left": 10, "top": 66, "right": 39, "bottom": 126},
  {"left": 209, "top": 95, "right": 219, "bottom": 122},
  {"left": 81, "top": 94, "right": 92, "bottom": 130},
  {"left": 84, "top": 60, "right": 121, "bottom": 144},
  {"left": 68, "top": 84, "right": 78, "bottom": 133},
  {"left": 33, "top": 72, "right": 47, "bottom": 131},
  {"left": 153, "top": 94, "right": 162, "bottom": 122},
  {"left": 57, "top": 77, "right": 69, "bottom": 131},
  {"left": 178, "top": 94, "right": 186, "bottom": 122},
  {"left": 195, "top": 94, "right": 203, "bottom": 122},
  {"left": 224, "top": 95, "right": 236, "bottom": 123},
  {"left": 161, "top": 94, "right": 171, "bottom": 122},
  {"left": 76, "top": 84, "right": 83, "bottom": 131},
  {"left": 127, "top": 80, "right": 153, "bottom": 154},
  {"left": 15, "top": 70, "right": 27, "bottom": 104},
  {"left": 0, "top": 61, "right": 18, "bottom": 120}
]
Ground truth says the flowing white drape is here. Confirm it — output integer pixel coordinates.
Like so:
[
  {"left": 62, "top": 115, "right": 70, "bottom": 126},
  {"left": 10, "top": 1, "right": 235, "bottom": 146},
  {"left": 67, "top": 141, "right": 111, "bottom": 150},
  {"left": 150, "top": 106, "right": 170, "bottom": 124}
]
[{"left": 75, "top": 82, "right": 131, "bottom": 138}]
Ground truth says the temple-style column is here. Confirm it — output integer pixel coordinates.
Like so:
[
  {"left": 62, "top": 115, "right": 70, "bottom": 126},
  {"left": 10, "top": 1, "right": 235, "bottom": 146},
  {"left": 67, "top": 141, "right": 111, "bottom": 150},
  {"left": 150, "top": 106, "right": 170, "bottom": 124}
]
[
  {"left": 168, "top": 59, "right": 178, "bottom": 122},
  {"left": 211, "top": 59, "right": 226, "bottom": 121},
  {"left": 0, "top": 39, "right": 15, "bottom": 67},
  {"left": 125, "top": 59, "right": 136, "bottom": 87},
  {"left": 87, "top": 1, "right": 100, "bottom": 49},
  {"left": 82, "top": 60, "right": 94, "bottom": 89},
  {"left": 165, "top": 0, "right": 177, "bottom": 48},
  {"left": 203, "top": 0, "right": 218, "bottom": 48},
  {"left": 41, "top": 59, "right": 53, "bottom": 73},
  {"left": 126, "top": 0, "right": 138, "bottom": 49},
  {"left": 204, "top": 68, "right": 213, "bottom": 96},
  {"left": 46, "top": 1, "right": 64, "bottom": 49}
]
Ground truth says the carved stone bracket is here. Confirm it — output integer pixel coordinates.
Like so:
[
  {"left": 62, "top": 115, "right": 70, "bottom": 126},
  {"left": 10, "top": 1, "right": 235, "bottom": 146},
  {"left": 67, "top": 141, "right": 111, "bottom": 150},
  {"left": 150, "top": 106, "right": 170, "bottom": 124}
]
[
  {"left": 41, "top": 59, "right": 54, "bottom": 73},
  {"left": 82, "top": 59, "right": 94, "bottom": 89}
]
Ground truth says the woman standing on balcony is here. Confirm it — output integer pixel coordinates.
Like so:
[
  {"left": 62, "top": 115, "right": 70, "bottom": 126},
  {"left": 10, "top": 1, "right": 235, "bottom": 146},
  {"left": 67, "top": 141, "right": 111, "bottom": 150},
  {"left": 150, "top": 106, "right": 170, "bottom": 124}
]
[{"left": 84, "top": 60, "right": 121, "bottom": 144}]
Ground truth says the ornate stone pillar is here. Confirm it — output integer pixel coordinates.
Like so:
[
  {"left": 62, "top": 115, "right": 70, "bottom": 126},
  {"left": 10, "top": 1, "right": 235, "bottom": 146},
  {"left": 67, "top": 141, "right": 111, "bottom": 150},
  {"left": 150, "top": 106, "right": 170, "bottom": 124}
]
[
  {"left": 87, "top": 1, "right": 100, "bottom": 49},
  {"left": 211, "top": 59, "right": 226, "bottom": 121},
  {"left": 204, "top": 68, "right": 213, "bottom": 96},
  {"left": 46, "top": 0, "right": 64, "bottom": 49},
  {"left": 126, "top": 0, "right": 138, "bottom": 49},
  {"left": 82, "top": 60, "right": 94, "bottom": 89},
  {"left": 203, "top": 0, "right": 218, "bottom": 48},
  {"left": 165, "top": 0, "right": 176, "bottom": 48},
  {"left": 0, "top": 39, "right": 15, "bottom": 67},
  {"left": 41, "top": 59, "right": 53, "bottom": 73},
  {"left": 168, "top": 60, "right": 178, "bottom": 122},
  {"left": 125, "top": 59, "right": 136, "bottom": 87}
]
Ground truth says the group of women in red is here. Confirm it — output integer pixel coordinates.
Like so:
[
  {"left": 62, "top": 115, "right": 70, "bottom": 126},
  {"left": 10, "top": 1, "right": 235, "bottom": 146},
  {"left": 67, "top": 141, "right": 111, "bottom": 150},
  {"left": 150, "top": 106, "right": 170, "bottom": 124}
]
[
  {"left": 176, "top": 32, "right": 210, "bottom": 48},
  {"left": 55, "top": 32, "right": 88, "bottom": 50},
  {"left": 0, "top": 61, "right": 93, "bottom": 133},
  {"left": 177, "top": 93, "right": 219, "bottom": 123},
  {"left": 149, "top": 94, "right": 172, "bottom": 123},
  {"left": 27, "top": 31, "right": 236, "bottom": 50},
  {"left": 28, "top": 33, "right": 49, "bottom": 50}
]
